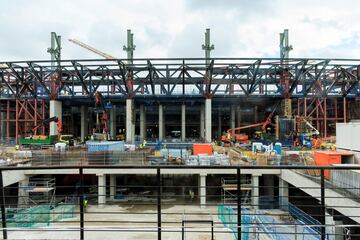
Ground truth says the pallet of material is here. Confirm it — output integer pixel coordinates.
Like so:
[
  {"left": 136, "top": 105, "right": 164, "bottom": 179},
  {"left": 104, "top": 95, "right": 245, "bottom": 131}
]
[
  {"left": 256, "top": 153, "right": 268, "bottom": 165},
  {"left": 303, "top": 155, "right": 320, "bottom": 177}
]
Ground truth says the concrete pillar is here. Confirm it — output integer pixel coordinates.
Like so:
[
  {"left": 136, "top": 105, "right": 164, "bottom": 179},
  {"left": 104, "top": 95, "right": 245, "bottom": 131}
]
[
  {"left": 80, "top": 106, "right": 88, "bottom": 142},
  {"left": 200, "top": 104, "right": 205, "bottom": 140},
  {"left": 18, "top": 177, "right": 29, "bottom": 207},
  {"left": 159, "top": 104, "right": 164, "bottom": 141},
  {"left": 252, "top": 175, "right": 260, "bottom": 208},
  {"left": 199, "top": 174, "right": 207, "bottom": 208},
  {"left": 110, "top": 175, "right": 116, "bottom": 200},
  {"left": 279, "top": 178, "right": 289, "bottom": 211},
  {"left": 236, "top": 106, "right": 241, "bottom": 126},
  {"left": 334, "top": 220, "right": 344, "bottom": 240},
  {"left": 181, "top": 104, "right": 186, "bottom": 141},
  {"left": 140, "top": 104, "right": 146, "bottom": 141},
  {"left": 126, "top": 99, "right": 134, "bottom": 143},
  {"left": 263, "top": 175, "right": 275, "bottom": 200},
  {"left": 254, "top": 105, "right": 258, "bottom": 123},
  {"left": 217, "top": 108, "right": 222, "bottom": 138},
  {"left": 49, "top": 100, "right": 62, "bottom": 135},
  {"left": 132, "top": 107, "right": 136, "bottom": 142},
  {"left": 325, "top": 213, "right": 336, "bottom": 240},
  {"left": 0, "top": 112, "right": 5, "bottom": 140},
  {"left": 97, "top": 174, "right": 106, "bottom": 207},
  {"left": 230, "top": 105, "right": 236, "bottom": 133},
  {"left": 205, "top": 99, "right": 212, "bottom": 143},
  {"left": 110, "top": 105, "right": 117, "bottom": 140}
]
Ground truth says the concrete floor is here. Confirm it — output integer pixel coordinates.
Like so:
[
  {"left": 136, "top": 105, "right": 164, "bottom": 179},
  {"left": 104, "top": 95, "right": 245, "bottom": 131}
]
[{"left": 6, "top": 204, "right": 311, "bottom": 240}]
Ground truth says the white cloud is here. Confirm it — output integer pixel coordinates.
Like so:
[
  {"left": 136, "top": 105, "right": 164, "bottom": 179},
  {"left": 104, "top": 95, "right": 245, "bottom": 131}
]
[{"left": 1, "top": 0, "right": 360, "bottom": 61}]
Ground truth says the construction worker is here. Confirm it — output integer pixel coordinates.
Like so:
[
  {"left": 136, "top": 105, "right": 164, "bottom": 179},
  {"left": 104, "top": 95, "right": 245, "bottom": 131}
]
[{"left": 83, "top": 195, "right": 88, "bottom": 211}]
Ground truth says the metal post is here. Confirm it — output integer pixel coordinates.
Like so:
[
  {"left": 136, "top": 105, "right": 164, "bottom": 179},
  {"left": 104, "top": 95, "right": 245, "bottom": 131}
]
[
  {"left": 6, "top": 100, "right": 9, "bottom": 140},
  {"left": 202, "top": 28, "right": 214, "bottom": 65},
  {"left": 0, "top": 171, "right": 7, "bottom": 239},
  {"left": 15, "top": 100, "right": 19, "bottom": 144},
  {"left": 324, "top": 98, "right": 327, "bottom": 138},
  {"left": 79, "top": 167, "right": 84, "bottom": 240},
  {"left": 41, "top": 100, "right": 45, "bottom": 136},
  {"left": 320, "top": 169, "right": 326, "bottom": 240},
  {"left": 123, "top": 29, "right": 135, "bottom": 65},
  {"left": 157, "top": 168, "right": 161, "bottom": 240},
  {"left": 280, "top": 29, "right": 293, "bottom": 61},
  {"left": 343, "top": 97, "right": 347, "bottom": 123},
  {"left": 237, "top": 168, "right": 241, "bottom": 240}
]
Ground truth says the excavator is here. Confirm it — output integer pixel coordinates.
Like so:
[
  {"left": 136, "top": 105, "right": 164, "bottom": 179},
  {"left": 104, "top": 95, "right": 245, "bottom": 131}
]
[{"left": 220, "top": 102, "right": 279, "bottom": 146}]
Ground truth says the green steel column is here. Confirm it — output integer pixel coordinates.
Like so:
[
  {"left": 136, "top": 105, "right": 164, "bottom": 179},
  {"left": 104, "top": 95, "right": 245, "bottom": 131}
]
[
  {"left": 280, "top": 29, "right": 293, "bottom": 61},
  {"left": 47, "top": 32, "right": 61, "bottom": 68},
  {"left": 123, "top": 29, "right": 136, "bottom": 64},
  {"left": 202, "top": 28, "right": 214, "bottom": 65}
]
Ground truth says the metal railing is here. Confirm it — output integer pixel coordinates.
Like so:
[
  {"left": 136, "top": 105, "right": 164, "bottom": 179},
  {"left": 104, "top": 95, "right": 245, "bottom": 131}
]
[{"left": 0, "top": 165, "right": 359, "bottom": 240}]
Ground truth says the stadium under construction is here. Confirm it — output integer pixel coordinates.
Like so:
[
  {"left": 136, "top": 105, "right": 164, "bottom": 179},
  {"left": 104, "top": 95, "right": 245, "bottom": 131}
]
[{"left": 0, "top": 29, "right": 359, "bottom": 239}]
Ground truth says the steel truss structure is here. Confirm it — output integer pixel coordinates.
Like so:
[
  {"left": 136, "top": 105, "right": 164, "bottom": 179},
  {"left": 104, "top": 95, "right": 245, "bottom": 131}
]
[
  {"left": 0, "top": 58, "right": 359, "bottom": 139},
  {"left": 0, "top": 99, "right": 48, "bottom": 141},
  {"left": 0, "top": 58, "right": 360, "bottom": 100}
]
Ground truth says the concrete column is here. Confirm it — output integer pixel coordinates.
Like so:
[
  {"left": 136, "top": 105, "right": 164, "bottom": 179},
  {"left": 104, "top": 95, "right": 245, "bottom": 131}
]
[
  {"left": 263, "top": 175, "right": 275, "bottom": 200},
  {"left": 230, "top": 105, "right": 236, "bottom": 133},
  {"left": 126, "top": 99, "right": 134, "bottom": 143},
  {"left": 254, "top": 105, "right": 258, "bottom": 123},
  {"left": 159, "top": 104, "right": 164, "bottom": 141},
  {"left": 181, "top": 104, "right": 186, "bottom": 141},
  {"left": 334, "top": 220, "right": 344, "bottom": 240},
  {"left": 199, "top": 174, "right": 207, "bottom": 208},
  {"left": 110, "top": 105, "right": 117, "bottom": 140},
  {"left": 132, "top": 106, "right": 136, "bottom": 142},
  {"left": 236, "top": 106, "right": 241, "bottom": 126},
  {"left": 110, "top": 175, "right": 116, "bottom": 200},
  {"left": 252, "top": 175, "right": 260, "bottom": 208},
  {"left": 279, "top": 178, "right": 289, "bottom": 211},
  {"left": 18, "top": 177, "right": 29, "bottom": 207},
  {"left": 200, "top": 104, "right": 205, "bottom": 140},
  {"left": 80, "top": 106, "right": 88, "bottom": 142},
  {"left": 205, "top": 99, "right": 212, "bottom": 143},
  {"left": 217, "top": 108, "right": 222, "bottom": 138},
  {"left": 97, "top": 174, "right": 106, "bottom": 207},
  {"left": 325, "top": 213, "right": 336, "bottom": 240},
  {"left": 0, "top": 112, "right": 5, "bottom": 140},
  {"left": 140, "top": 104, "right": 146, "bottom": 141},
  {"left": 49, "top": 100, "right": 62, "bottom": 135}
]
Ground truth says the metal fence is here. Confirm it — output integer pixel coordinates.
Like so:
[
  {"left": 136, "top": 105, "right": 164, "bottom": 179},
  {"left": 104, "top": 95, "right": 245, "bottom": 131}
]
[{"left": 0, "top": 165, "right": 359, "bottom": 240}]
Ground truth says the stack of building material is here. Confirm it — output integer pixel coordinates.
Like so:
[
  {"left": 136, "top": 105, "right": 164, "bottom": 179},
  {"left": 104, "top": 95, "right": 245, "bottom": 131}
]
[
  {"left": 193, "top": 143, "right": 212, "bottom": 155},
  {"left": 185, "top": 155, "right": 198, "bottom": 165},
  {"left": 256, "top": 153, "right": 268, "bottom": 165},
  {"left": 198, "top": 154, "right": 211, "bottom": 165},
  {"left": 86, "top": 141, "right": 125, "bottom": 152}
]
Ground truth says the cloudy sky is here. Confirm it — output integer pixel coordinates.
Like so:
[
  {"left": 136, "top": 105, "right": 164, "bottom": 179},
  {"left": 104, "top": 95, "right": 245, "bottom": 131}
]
[{"left": 1, "top": 0, "right": 360, "bottom": 61}]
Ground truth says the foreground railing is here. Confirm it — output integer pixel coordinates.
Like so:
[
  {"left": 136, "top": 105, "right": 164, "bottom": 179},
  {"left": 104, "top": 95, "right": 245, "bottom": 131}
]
[{"left": 0, "top": 165, "right": 359, "bottom": 240}]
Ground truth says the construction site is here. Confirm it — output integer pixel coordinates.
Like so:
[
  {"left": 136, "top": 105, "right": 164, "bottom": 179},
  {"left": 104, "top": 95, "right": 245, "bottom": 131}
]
[{"left": 0, "top": 28, "right": 360, "bottom": 240}]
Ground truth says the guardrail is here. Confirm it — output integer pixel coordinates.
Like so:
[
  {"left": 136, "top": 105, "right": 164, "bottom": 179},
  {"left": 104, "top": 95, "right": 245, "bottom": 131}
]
[{"left": 0, "top": 165, "right": 359, "bottom": 240}]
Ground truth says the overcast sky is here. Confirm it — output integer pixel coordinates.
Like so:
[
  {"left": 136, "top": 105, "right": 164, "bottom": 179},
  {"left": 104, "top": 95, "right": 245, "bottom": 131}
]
[{"left": 1, "top": 0, "right": 360, "bottom": 61}]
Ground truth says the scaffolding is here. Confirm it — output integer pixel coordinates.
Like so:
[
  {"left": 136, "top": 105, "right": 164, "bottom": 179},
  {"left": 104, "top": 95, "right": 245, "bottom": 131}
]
[
  {"left": 221, "top": 177, "right": 251, "bottom": 205},
  {"left": 18, "top": 178, "right": 56, "bottom": 206}
]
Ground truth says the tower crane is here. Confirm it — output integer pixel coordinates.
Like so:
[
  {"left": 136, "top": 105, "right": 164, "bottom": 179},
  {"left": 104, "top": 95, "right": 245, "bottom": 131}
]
[
  {"left": 68, "top": 39, "right": 116, "bottom": 60},
  {"left": 68, "top": 39, "right": 116, "bottom": 140}
]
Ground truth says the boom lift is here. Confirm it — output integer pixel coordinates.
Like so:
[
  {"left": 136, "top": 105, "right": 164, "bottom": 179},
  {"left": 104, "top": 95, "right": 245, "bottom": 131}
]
[
  {"left": 221, "top": 102, "right": 280, "bottom": 146},
  {"left": 94, "top": 91, "right": 112, "bottom": 140}
]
